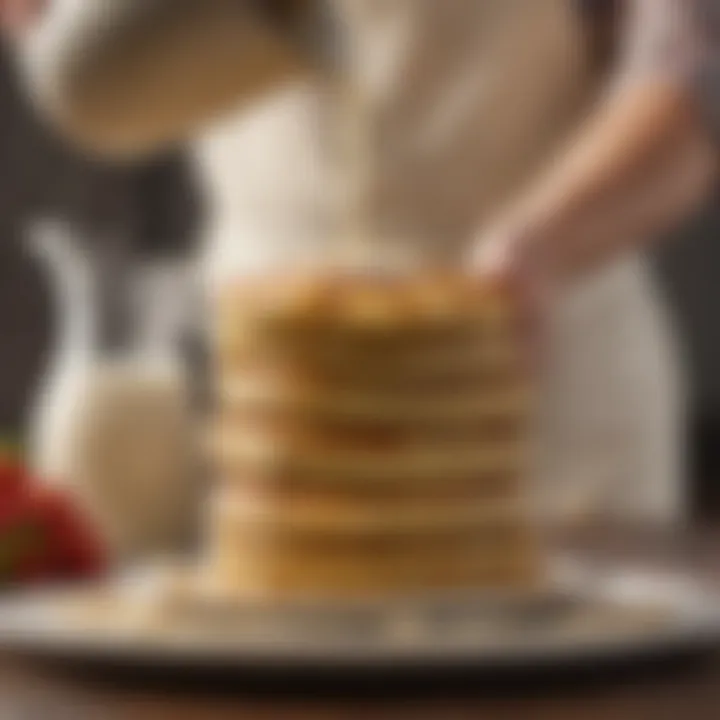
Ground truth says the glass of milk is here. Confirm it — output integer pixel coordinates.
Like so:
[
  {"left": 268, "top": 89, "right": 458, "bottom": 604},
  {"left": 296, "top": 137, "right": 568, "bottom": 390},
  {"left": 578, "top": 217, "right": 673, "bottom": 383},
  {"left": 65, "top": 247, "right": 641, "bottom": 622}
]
[{"left": 26, "top": 220, "right": 201, "bottom": 564}]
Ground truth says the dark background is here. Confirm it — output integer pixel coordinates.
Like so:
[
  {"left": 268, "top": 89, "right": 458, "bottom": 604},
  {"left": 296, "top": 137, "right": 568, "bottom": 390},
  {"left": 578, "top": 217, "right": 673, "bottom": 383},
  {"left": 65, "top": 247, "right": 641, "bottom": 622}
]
[
  {"left": 0, "top": 43, "right": 199, "bottom": 431},
  {"left": 0, "top": 43, "right": 717, "bottom": 517}
]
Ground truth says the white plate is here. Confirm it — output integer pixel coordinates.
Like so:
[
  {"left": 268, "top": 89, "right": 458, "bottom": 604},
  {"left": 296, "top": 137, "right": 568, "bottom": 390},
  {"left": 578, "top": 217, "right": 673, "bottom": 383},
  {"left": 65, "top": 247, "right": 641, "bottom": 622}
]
[{"left": 0, "top": 560, "right": 717, "bottom": 674}]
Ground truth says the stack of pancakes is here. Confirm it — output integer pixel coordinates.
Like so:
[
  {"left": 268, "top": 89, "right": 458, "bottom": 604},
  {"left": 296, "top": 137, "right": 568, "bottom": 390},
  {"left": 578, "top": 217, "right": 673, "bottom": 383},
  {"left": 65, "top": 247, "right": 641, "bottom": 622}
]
[{"left": 206, "top": 272, "right": 541, "bottom": 600}]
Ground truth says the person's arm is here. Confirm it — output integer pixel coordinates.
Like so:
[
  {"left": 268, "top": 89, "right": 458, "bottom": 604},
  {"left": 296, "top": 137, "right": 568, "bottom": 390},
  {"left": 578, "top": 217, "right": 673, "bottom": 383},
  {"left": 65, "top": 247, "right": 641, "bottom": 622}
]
[
  {"left": 10, "top": 0, "right": 321, "bottom": 159},
  {"left": 475, "top": 0, "right": 719, "bottom": 284}
]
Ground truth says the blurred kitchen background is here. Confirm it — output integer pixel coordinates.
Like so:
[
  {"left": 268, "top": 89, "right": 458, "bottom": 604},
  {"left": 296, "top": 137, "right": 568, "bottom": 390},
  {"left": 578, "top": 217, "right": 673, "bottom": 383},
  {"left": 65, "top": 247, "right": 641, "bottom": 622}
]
[{"left": 0, "top": 39, "right": 718, "bottom": 521}]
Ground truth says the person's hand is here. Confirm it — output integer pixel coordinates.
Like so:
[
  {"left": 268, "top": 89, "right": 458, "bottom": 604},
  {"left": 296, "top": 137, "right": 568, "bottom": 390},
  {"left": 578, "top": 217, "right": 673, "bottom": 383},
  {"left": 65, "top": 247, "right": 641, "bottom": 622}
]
[
  {"left": 469, "top": 214, "right": 557, "bottom": 371},
  {"left": 0, "top": 0, "right": 46, "bottom": 36}
]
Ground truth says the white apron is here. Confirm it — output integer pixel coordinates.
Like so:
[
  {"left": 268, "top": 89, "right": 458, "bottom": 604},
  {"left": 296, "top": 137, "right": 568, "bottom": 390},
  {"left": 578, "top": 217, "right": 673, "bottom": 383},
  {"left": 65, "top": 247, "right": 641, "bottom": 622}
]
[{"left": 195, "top": 0, "right": 686, "bottom": 524}]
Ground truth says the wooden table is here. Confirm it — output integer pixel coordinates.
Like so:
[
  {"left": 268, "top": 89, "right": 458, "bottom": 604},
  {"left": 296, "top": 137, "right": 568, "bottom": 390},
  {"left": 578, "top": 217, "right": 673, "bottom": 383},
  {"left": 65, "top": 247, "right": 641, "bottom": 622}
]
[{"left": 0, "top": 527, "right": 718, "bottom": 720}]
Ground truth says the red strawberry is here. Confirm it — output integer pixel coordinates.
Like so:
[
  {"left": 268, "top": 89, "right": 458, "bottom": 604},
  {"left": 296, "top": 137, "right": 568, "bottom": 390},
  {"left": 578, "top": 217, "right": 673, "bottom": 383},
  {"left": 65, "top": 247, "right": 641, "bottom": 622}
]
[
  {"left": 0, "top": 443, "right": 25, "bottom": 501},
  {"left": 0, "top": 483, "right": 107, "bottom": 586},
  {"left": 0, "top": 493, "right": 47, "bottom": 585},
  {"left": 28, "top": 487, "right": 107, "bottom": 579},
  {"left": 0, "top": 439, "right": 107, "bottom": 586}
]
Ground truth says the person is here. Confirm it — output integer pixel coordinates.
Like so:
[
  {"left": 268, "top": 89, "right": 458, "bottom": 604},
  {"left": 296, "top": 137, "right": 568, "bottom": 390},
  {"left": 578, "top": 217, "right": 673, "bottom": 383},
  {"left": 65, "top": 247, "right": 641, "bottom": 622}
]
[{"left": 4, "top": 0, "right": 719, "bottom": 523}]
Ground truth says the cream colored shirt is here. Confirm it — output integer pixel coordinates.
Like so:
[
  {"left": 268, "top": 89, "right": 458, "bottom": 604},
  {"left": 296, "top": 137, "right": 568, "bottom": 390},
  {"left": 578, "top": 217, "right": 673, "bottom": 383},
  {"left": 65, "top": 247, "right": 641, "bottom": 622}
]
[{"left": 196, "top": 0, "right": 685, "bottom": 523}]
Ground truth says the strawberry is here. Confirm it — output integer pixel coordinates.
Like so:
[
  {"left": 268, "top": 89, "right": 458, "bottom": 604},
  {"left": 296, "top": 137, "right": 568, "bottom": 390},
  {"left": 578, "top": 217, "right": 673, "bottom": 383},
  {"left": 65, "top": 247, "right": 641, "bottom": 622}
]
[
  {"left": 0, "top": 441, "right": 25, "bottom": 500},
  {"left": 0, "top": 441, "right": 107, "bottom": 586},
  {"left": 31, "top": 487, "right": 107, "bottom": 578},
  {"left": 0, "top": 492, "right": 47, "bottom": 585},
  {"left": 0, "top": 485, "right": 107, "bottom": 586}
]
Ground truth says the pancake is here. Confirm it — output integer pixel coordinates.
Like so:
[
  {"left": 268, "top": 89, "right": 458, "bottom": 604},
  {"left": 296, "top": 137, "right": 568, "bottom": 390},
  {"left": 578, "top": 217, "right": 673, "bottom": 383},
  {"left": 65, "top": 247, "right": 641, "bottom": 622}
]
[
  {"left": 211, "top": 424, "right": 525, "bottom": 481},
  {"left": 217, "top": 377, "right": 530, "bottom": 424},
  {"left": 213, "top": 354, "right": 525, "bottom": 413},
  {"left": 202, "top": 272, "right": 538, "bottom": 600},
  {"left": 214, "top": 315, "right": 520, "bottom": 375},
  {"left": 214, "top": 344, "right": 522, "bottom": 392},
  {"left": 215, "top": 271, "right": 515, "bottom": 332},
  {"left": 208, "top": 488, "right": 531, "bottom": 536},
  {"left": 203, "top": 540, "right": 543, "bottom": 599},
  {"left": 213, "top": 471, "right": 523, "bottom": 507},
  {"left": 218, "top": 409, "right": 524, "bottom": 447}
]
